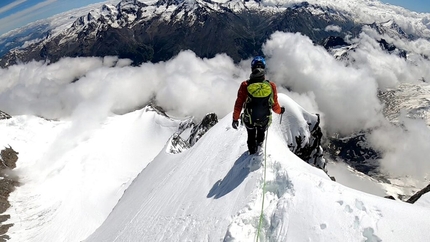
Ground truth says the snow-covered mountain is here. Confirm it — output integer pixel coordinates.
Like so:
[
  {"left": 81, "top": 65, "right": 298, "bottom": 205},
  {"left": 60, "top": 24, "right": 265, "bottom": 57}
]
[
  {"left": 1, "top": 0, "right": 429, "bottom": 67},
  {"left": 1, "top": 93, "right": 429, "bottom": 241},
  {"left": 1, "top": 0, "right": 430, "bottom": 241},
  {"left": 0, "top": 1, "right": 118, "bottom": 58},
  {"left": 0, "top": 92, "right": 329, "bottom": 241},
  {"left": 85, "top": 109, "right": 430, "bottom": 242}
]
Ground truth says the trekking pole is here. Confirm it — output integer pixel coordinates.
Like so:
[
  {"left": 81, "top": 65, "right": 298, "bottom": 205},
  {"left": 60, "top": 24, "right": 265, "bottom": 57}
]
[{"left": 279, "top": 112, "right": 283, "bottom": 124}]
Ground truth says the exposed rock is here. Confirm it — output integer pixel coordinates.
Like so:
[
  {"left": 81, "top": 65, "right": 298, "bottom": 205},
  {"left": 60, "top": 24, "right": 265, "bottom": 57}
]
[
  {"left": 290, "top": 114, "right": 326, "bottom": 171},
  {"left": 187, "top": 113, "right": 218, "bottom": 146},
  {"left": 0, "top": 147, "right": 18, "bottom": 170},
  {"left": 0, "top": 111, "right": 11, "bottom": 120},
  {"left": 378, "top": 38, "right": 407, "bottom": 59},
  {"left": 322, "top": 36, "right": 348, "bottom": 49},
  {"left": 0, "top": 146, "right": 19, "bottom": 240},
  {"left": 168, "top": 116, "right": 194, "bottom": 154},
  {"left": 407, "top": 183, "right": 430, "bottom": 204},
  {"left": 169, "top": 134, "right": 191, "bottom": 154},
  {"left": 167, "top": 113, "right": 218, "bottom": 154},
  {"left": 324, "top": 132, "right": 381, "bottom": 175}
]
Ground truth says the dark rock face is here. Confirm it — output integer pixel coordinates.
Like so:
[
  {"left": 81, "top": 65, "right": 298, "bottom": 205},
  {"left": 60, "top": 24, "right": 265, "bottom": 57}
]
[
  {"left": 407, "top": 183, "right": 430, "bottom": 204},
  {"left": 168, "top": 113, "right": 218, "bottom": 154},
  {"left": 187, "top": 113, "right": 218, "bottom": 146},
  {"left": 325, "top": 133, "right": 381, "bottom": 175},
  {"left": 0, "top": 111, "right": 11, "bottom": 120},
  {"left": 378, "top": 38, "right": 407, "bottom": 59},
  {"left": 0, "top": 147, "right": 18, "bottom": 170},
  {"left": 290, "top": 114, "right": 326, "bottom": 171},
  {"left": 0, "top": 146, "right": 19, "bottom": 241},
  {"left": 323, "top": 36, "right": 348, "bottom": 49}
]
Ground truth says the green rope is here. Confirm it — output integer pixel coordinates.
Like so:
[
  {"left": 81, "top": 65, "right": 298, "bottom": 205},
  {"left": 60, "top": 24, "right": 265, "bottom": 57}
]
[{"left": 256, "top": 129, "right": 268, "bottom": 242}]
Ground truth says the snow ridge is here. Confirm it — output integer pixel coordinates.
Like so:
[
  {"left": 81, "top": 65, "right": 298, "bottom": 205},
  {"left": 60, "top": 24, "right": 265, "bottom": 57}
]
[
  {"left": 84, "top": 96, "right": 430, "bottom": 241},
  {"left": 49, "top": 0, "right": 430, "bottom": 45}
]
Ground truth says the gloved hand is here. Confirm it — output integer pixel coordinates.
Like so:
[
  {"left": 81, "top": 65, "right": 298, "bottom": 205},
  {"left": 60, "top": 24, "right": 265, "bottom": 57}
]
[
  {"left": 280, "top": 107, "right": 285, "bottom": 114},
  {"left": 232, "top": 120, "right": 239, "bottom": 129}
]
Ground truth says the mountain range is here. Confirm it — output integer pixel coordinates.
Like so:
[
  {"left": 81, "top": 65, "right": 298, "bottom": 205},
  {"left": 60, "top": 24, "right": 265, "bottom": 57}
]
[{"left": 1, "top": 0, "right": 428, "bottom": 68}]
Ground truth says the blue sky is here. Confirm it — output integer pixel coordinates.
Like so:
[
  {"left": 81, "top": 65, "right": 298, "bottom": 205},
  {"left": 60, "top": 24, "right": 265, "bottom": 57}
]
[
  {"left": 382, "top": 0, "right": 430, "bottom": 13},
  {"left": 0, "top": 0, "right": 109, "bottom": 36},
  {"left": 0, "top": 0, "right": 429, "bottom": 37}
]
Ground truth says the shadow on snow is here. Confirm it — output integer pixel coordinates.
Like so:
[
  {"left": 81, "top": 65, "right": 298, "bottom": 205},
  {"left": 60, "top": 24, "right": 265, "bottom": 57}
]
[{"left": 207, "top": 152, "right": 259, "bottom": 199}]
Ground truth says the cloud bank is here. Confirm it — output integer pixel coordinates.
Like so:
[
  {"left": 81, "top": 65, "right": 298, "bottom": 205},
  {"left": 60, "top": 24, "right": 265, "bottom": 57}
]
[{"left": 0, "top": 53, "right": 245, "bottom": 122}]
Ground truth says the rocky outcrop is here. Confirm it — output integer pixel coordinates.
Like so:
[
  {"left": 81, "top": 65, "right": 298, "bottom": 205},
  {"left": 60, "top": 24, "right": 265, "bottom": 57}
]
[
  {"left": 407, "top": 183, "right": 430, "bottom": 204},
  {"left": 290, "top": 114, "right": 326, "bottom": 171},
  {"left": 168, "top": 113, "right": 218, "bottom": 154},
  {"left": 187, "top": 113, "right": 218, "bottom": 146},
  {"left": 0, "top": 111, "right": 11, "bottom": 120},
  {"left": 168, "top": 117, "right": 194, "bottom": 154},
  {"left": 378, "top": 38, "right": 407, "bottom": 59},
  {"left": 322, "top": 36, "right": 348, "bottom": 49},
  {"left": 0, "top": 146, "right": 19, "bottom": 241},
  {"left": 325, "top": 133, "right": 381, "bottom": 175}
]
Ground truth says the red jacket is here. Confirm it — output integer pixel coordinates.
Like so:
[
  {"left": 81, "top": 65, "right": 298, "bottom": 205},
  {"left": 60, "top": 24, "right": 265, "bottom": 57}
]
[{"left": 233, "top": 80, "right": 282, "bottom": 121}]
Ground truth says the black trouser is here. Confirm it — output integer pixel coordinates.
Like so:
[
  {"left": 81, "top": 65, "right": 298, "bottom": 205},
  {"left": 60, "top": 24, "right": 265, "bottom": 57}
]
[{"left": 246, "top": 125, "right": 267, "bottom": 154}]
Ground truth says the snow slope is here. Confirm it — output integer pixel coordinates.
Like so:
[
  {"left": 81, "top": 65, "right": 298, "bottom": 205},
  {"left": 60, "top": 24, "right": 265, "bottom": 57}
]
[
  {"left": 85, "top": 95, "right": 430, "bottom": 242},
  {"left": 1, "top": 90, "right": 429, "bottom": 241},
  {"left": 0, "top": 107, "right": 180, "bottom": 242}
]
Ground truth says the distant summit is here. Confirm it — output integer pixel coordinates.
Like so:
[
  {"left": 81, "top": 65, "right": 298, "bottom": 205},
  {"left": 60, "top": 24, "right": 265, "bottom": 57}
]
[{"left": 1, "top": 0, "right": 425, "bottom": 67}]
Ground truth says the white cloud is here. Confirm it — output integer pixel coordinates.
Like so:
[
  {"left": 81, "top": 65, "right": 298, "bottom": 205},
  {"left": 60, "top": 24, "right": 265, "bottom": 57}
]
[
  {"left": 325, "top": 25, "right": 342, "bottom": 32},
  {"left": 368, "top": 112, "right": 430, "bottom": 178},
  {"left": 349, "top": 27, "right": 430, "bottom": 87},
  {"left": 154, "top": 51, "right": 245, "bottom": 119},
  {"left": 0, "top": 0, "right": 27, "bottom": 14},
  {"left": 1, "top": 29, "right": 430, "bottom": 182},
  {"left": 0, "top": 52, "right": 245, "bottom": 122},
  {"left": 262, "top": 31, "right": 384, "bottom": 134}
]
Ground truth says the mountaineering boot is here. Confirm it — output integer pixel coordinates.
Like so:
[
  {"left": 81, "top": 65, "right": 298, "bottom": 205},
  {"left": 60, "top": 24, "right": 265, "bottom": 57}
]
[
  {"left": 256, "top": 146, "right": 263, "bottom": 156},
  {"left": 256, "top": 142, "right": 263, "bottom": 156},
  {"left": 248, "top": 143, "right": 257, "bottom": 155},
  {"left": 248, "top": 147, "right": 263, "bottom": 171}
]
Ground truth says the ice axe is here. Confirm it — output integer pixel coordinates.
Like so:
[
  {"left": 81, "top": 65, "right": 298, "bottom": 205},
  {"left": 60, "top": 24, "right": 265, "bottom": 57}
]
[{"left": 279, "top": 107, "right": 284, "bottom": 124}]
